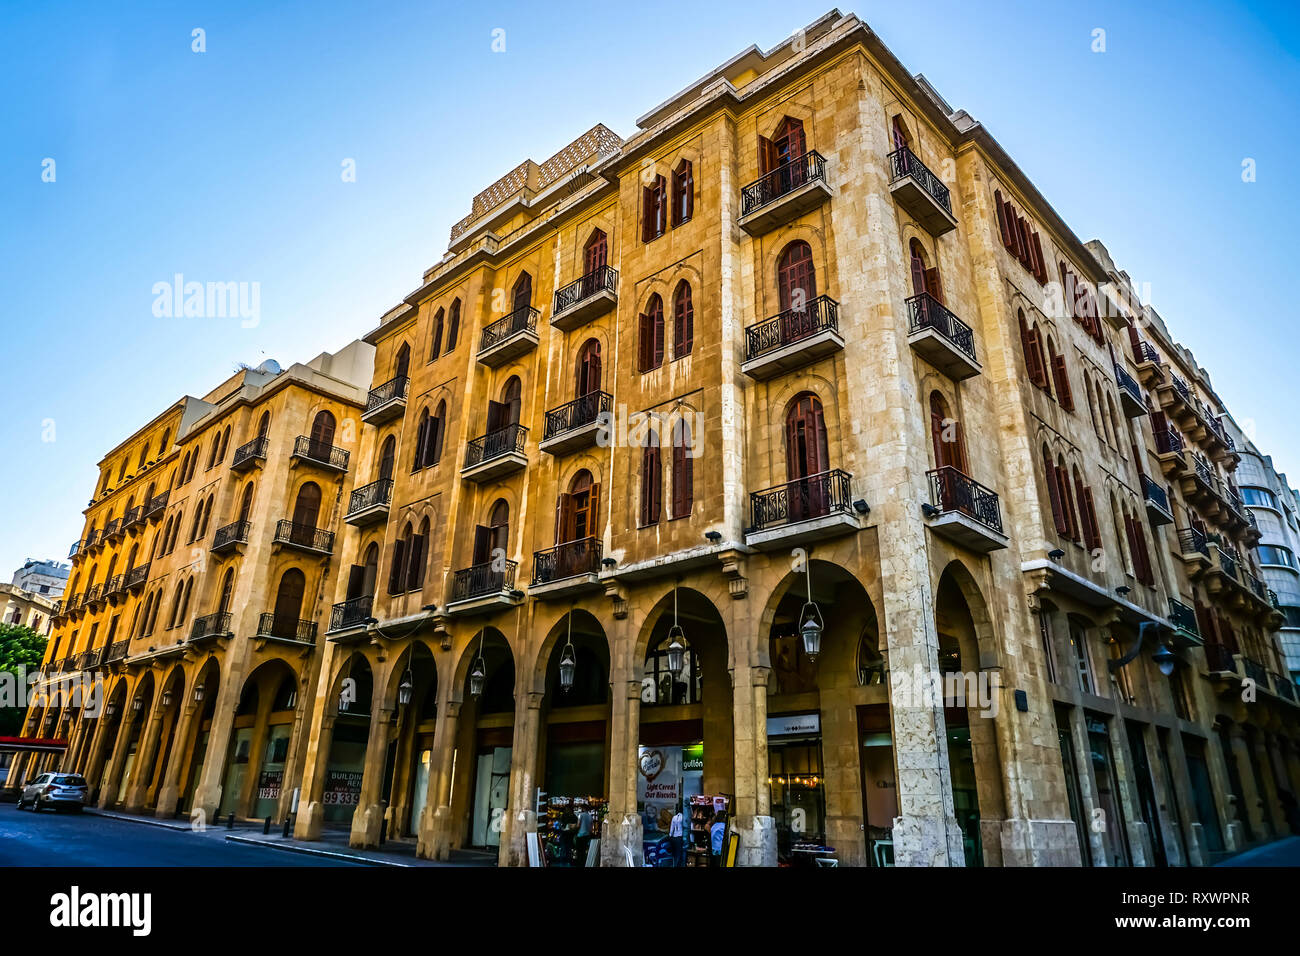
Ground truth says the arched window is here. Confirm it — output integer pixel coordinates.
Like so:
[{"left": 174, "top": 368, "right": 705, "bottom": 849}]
[
  {"left": 169, "top": 580, "right": 185, "bottom": 628},
  {"left": 761, "top": 116, "right": 806, "bottom": 188},
  {"left": 405, "top": 516, "right": 430, "bottom": 592},
  {"left": 379, "top": 435, "right": 396, "bottom": 481},
  {"left": 272, "top": 568, "right": 305, "bottom": 637},
  {"left": 147, "top": 588, "right": 163, "bottom": 635},
  {"left": 167, "top": 513, "right": 181, "bottom": 553},
  {"left": 1084, "top": 372, "right": 1102, "bottom": 438},
  {"left": 583, "top": 229, "right": 607, "bottom": 278},
  {"left": 471, "top": 500, "right": 511, "bottom": 572},
  {"left": 672, "top": 417, "right": 694, "bottom": 519},
  {"left": 256, "top": 411, "right": 271, "bottom": 439},
  {"left": 446, "top": 299, "right": 461, "bottom": 352},
  {"left": 638, "top": 294, "right": 665, "bottom": 372},
  {"left": 556, "top": 470, "right": 598, "bottom": 544},
  {"left": 218, "top": 568, "right": 235, "bottom": 616},
  {"left": 413, "top": 409, "right": 431, "bottom": 472},
  {"left": 512, "top": 272, "right": 532, "bottom": 313},
  {"left": 671, "top": 160, "right": 694, "bottom": 226},
  {"left": 640, "top": 431, "right": 662, "bottom": 526},
  {"left": 1073, "top": 465, "right": 1100, "bottom": 550},
  {"left": 928, "top": 391, "right": 967, "bottom": 472},
  {"left": 1056, "top": 454, "right": 1080, "bottom": 542},
  {"left": 187, "top": 449, "right": 199, "bottom": 483},
  {"left": 158, "top": 429, "right": 170, "bottom": 455},
  {"left": 238, "top": 482, "right": 254, "bottom": 524},
  {"left": 179, "top": 451, "right": 191, "bottom": 485},
  {"left": 159, "top": 516, "right": 173, "bottom": 556},
  {"left": 576, "top": 339, "right": 601, "bottom": 397},
  {"left": 1017, "top": 310, "right": 1049, "bottom": 391},
  {"left": 350, "top": 542, "right": 380, "bottom": 600},
  {"left": 138, "top": 445, "right": 148, "bottom": 469},
  {"left": 207, "top": 434, "right": 220, "bottom": 470},
  {"left": 189, "top": 500, "right": 204, "bottom": 542},
  {"left": 218, "top": 426, "right": 231, "bottom": 463},
  {"left": 673, "top": 281, "right": 693, "bottom": 358},
  {"left": 125, "top": 543, "right": 138, "bottom": 573},
  {"left": 292, "top": 482, "right": 321, "bottom": 530},
  {"left": 430, "top": 308, "right": 444, "bottom": 360},
  {"left": 500, "top": 377, "right": 522, "bottom": 427},
  {"left": 395, "top": 342, "right": 411, "bottom": 380},
  {"left": 197, "top": 493, "right": 214, "bottom": 539},
  {"left": 138, "top": 592, "right": 154, "bottom": 637},
  {"left": 431, "top": 400, "right": 447, "bottom": 464},
  {"left": 642, "top": 174, "right": 667, "bottom": 242},
  {"left": 310, "top": 410, "right": 336, "bottom": 452}
]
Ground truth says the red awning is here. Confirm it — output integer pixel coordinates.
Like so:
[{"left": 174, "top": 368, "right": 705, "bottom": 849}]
[{"left": 0, "top": 736, "right": 69, "bottom": 754}]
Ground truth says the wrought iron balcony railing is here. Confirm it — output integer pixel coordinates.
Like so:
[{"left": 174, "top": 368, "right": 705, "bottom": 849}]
[
  {"left": 451, "top": 560, "right": 518, "bottom": 603},
  {"left": 927, "top": 467, "right": 1004, "bottom": 534},
  {"left": 68, "top": 539, "right": 81, "bottom": 559},
  {"left": 330, "top": 595, "right": 373, "bottom": 632},
  {"left": 191, "top": 612, "right": 233, "bottom": 641},
  {"left": 553, "top": 265, "right": 618, "bottom": 315},
  {"left": 740, "top": 151, "right": 828, "bottom": 217},
  {"left": 366, "top": 375, "right": 409, "bottom": 413},
  {"left": 748, "top": 469, "right": 854, "bottom": 532},
  {"left": 1154, "top": 429, "right": 1183, "bottom": 455},
  {"left": 83, "top": 530, "right": 99, "bottom": 550},
  {"left": 123, "top": 505, "right": 143, "bottom": 528},
  {"left": 1168, "top": 598, "right": 1198, "bottom": 636},
  {"left": 1272, "top": 674, "right": 1296, "bottom": 702},
  {"left": 102, "top": 639, "right": 129, "bottom": 664},
  {"left": 532, "top": 537, "right": 602, "bottom": 585},
  {"left": 257, "top": 612, "right": 318, "bottom": 642},
  {"left": 906, "top": 293, "right": 976, "bottom": 363},
  {"left": 1214, "top": 545, "right": 1239, "bottom": 582},
  {"left": 544, "top": 392, "right": 612, "bottom": 443},
  {"left": 273, "top": 520, "right": 334, "bottom": 554},
  {"left": 102, "top": 518, "right": 121, "bottom": 539},
  {"left": 103, "top": 574, "right": 125, "bottom": 598},
  {"left": 293, "top": 435, "right": 349, "bottom": 471},
  {"left": 83, "top": 583, "right": 103, "bottom": 607},
  {"left": 212, "top": 520, "right": 251, "bottom": 550},
  {"left": 744, "top": 296, "right": 839, "bottom": 362},
  {"left": 232, "top": 436, "right": 269, "bottom": 469},
  {"left": 464, "top": 423, "right": 528, "bottom": 469},
  {"left": 124, "top": 563, "right": 150, "bottom": 589},
  {"left": 479, "top": 306, "right": 539, "bottom": 354},
  {"left": 78, "top": 648, "right": 102, "bottom": 669},
  {"left": 1242, "top": 656, "right": 1268, "bottom": 687},
  {"left": 887, "top": 146, "right": 952, "bottom": 214},
  {"left": 347, "top": 478, "right": 393, "bottom": 516},
  {"left": 144, "top": 490, "right": 169, "bottom": 518},
  {"left": 1132, "top": 339, "right": 1162, "bottom": 366},
  {"left": 1141, "top": 474, "right": 1170, "bottom": 512},
  {"left": 1115, "top": 363, "right": 1144, "bottom": 406}
]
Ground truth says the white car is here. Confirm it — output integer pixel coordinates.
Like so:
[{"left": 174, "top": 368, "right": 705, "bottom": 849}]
[{"left": 17, "top": 772, "right": 88, "bottom": 812}]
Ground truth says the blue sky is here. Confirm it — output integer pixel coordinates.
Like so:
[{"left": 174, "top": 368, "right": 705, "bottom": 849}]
[{"left": 2, "top": 0, "right": 1298, "bottom": 577}]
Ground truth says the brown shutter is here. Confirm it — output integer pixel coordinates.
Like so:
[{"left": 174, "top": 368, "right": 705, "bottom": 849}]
[
  {"left": 411, "top": 417, "right": 427, "bottom": 472},
  {"left": 1030, "top": 232, "right": 1046, "bottom": 282},
  {"left": 1133, "top": 517, "right": 1154, "bottom": 585},
  {"left": 472, "top": 525, "right": 492, "bottom": 566},
  {"left": 758, "top": 135, "right": 776, "bottom": 175},
  {"left": 642, "top": 185, "right": 653, "bottom": 242},
  {"left": 1123, "top": 513, "right": 1140, "bottom": 578},
  {"left": 652, "top": 309, "right": 664, "bottom": 368},
  {"left": 1080, "top": 485, "right": 1101, "bottom": 551},
  {"left": 923, "top": 267, "right": 944, "bottom": 305},
  {"left": 1046, "top": 460, "right": 1068, "bottom": 535},
  {"left": 995, "top": 190, "right": 1014, "bottom": 249},
  {"left": 555, "top": 493, "right": 573, "bottom": 544},
  {"left": 1051, "top": 353, "right": 1075, "bottom": 411},
  {"left": 1058, "top": 466, "right": 1080, "bottom": 542},
  {"left": 684, "top": 164, "right": 694, "bottom": 220},
  {"left": 387, "top": 539, "right": 407, "bottom": 595},
  {"left": 406, "top": 533, "right": 425, "bottom": 591},
  {"left": 910, "top": 253, "right": 927, "bottom": 297},
  {"left": 1025, "top": 326, "right": 1049, "bottom": 389},
  {"left": 424, "top": 417, "right": 440, "bottom": 467}
]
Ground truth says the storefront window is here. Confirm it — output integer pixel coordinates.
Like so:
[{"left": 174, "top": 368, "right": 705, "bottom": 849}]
[
  {"left": 252, "top": 724, "right": 290, "bottom": 819},
  {"left": 1184, "top": 735, "right": 1224, "bottom": 853},
  {"left": 1070, "top": 622, "right": 1095, "bottom": 694},
  {"left": 1087, "top": 716, "right": 1130, "bottom": 865},
  {"left": 1055, "top": 710, "right": 1092, "bottom": 865},
  {"left": 768, "top": 714, "right": 826, "bottom": 864}
]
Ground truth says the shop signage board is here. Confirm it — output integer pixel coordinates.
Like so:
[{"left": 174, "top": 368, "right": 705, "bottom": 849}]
[
  {"left": 637, "top": 746, "right": 681, "bottom": 833},
  {"left": 322, "top": 769, "right": 363, "bottom": 806},
  {"left": 257, "top": 770, "right": 283, "bottom": 801},
  {"left": 767, "top": 713, "right": 820, "bottom": 738},
  {"left": 682, "top": 744, "right": 704, "bottom": 773}
]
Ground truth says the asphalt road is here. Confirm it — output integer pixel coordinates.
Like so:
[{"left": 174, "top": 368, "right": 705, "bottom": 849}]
[{"left": 0, "top": 803, "right": 359, "bottom": 866}]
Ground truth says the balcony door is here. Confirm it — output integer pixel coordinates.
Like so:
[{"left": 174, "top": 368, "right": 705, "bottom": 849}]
[
  {"left": 218, "top": 568, "right": 235, "bottom": 616},
  {"left": 395, "top": 342, "right": 410, "bottom": 381},
  {"left": 378, "top": 435, "right": 396, "bottom": 482},
  {"left": 309, "top": 410, "right": 335, "bottom": 459},
  {"left": 778, "top": 241, "right": 817, "bottom": 344},
  {"left": 272, "top": 568, "right": 305, "bottom": 638},
  {"left": 909, "top": 239, "right": 944, "bottom": 303},
  {"left": 473, "top": 499, "right": 510, "bottom": 565},
  {"left": 785, "top": 392, "right": 829, "bottom": 521},
  {"left": 761, "top": 116, "right": 806, "bottom": 192},
  {"left": 345, "top": 543, "right": 380, "bottom": 604},
  {"left": 576, "top": 340, "right": 601, "bottom": 398},
  {"left": 583, "top": 230, "right": 607, "bottom": 293},
  {"left": 291, "top": 482, "right": 321, "bottom": 546},
  {"left": 512, "top": 272, "right": 532, "bottom": 315},
  {"left": 238, "top": 482, "right": 254, "bottom": 524}
]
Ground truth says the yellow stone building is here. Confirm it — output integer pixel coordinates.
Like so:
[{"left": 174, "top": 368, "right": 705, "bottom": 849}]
[{"left": 11, "top": 10, "right": 1298, "bottom": 867}]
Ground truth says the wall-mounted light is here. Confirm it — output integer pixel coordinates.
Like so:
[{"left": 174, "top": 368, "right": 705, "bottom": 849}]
[
  {"left": 131, "top": 695, "right": 143, "bottom": 713},
  {"left": 193, "top": 683, "right": 205, "bottom": 704},
  {"left": 601, "top": 557, "right": 617, "bottom": 568},
  {"left": 853, "top": 500, "right": 870, "bottom": 516},
  {"left": 1047, "top": 549, "right": 1065, "bottom": 561},
  {"left": 398, "top": 667, "right": 414, "bottom": 707},
  {"left": 1115, "top": 585, "right": 1132, "bottom": 597},
  {"left": 469, "top": 628, "right": 487, "bottom": 698},
  {"left": 161, "top": 689, "right": 173, "bottom": 708},
  {"left": 704, "top": 531, "right": 722, "bottom": 543},
  {"left": 1152, "top": 645, "right": 1177, "bottom": 677},
  {"left": 667, "top": 579, "right": 686, "bottom": 679},
  {"left": 921, "top": 503, "right": 940, "bottom": 519}
]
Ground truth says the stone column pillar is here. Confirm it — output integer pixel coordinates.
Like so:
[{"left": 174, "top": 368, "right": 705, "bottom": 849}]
[
  {"left": 155, "top": 703, "right": 198, "bottom": 819},
  {"left": 730, "top": 663, "right": 775, "bottom": 867},
  {"left": 600, "top": 677, "right": 643, "bottom": 867},
  {"left": 502, "top": 690, "right": 544, "bottom": 868},
  {"left": 192, "top": 655, "right": 247, "bottom": 823},
  {"left": 295, "top": 713, "right": 335, "bottom": 840},
  {"left": 123, "top": 698, "right": 168, "bottom": 811},
  {"left": 348, "top": 705, "right": 393, "bottom": 849},
  {"left": 1254, "top": 732, "right": 1287, "bottom": 836},
  {"left": 81, "top": 713, "right": 118, "bottom": 803},
  {"left": 1228, "top": 727, "right": 1268, "bottom": 841},
  {"left": 417, "top": 698, "right": 460, "bottom": 860},
  {"left": 97, "top": 708, "right": 137, "bottom": 809}
]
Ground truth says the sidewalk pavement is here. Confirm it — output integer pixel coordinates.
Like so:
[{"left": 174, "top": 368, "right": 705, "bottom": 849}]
[
  {"left": 1216, "top": 835, "right": 1300, "bottom": 866},
  {"left": 83, "top": 806, "right": 496, "bottom": 866}
]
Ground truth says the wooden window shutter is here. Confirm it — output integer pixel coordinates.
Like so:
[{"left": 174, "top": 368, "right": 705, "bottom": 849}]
[
  {"left": 638, "top": 312, "right": 650, "bottom": 372},
  {"left": 1123, "top": 513, "right": 1139, "bottom": 577},
  {"left": 1029, "top": 231, "right": 1046, "bottom": 282},
  {"left": 759, "top": 135, "right": 776, "bottom": 175},
  {"left": 995, "top": 191, "right": 1014, "bottom": 249},
  {"left": 1025, "top": 326, "right": 1049, "bottom": 389},
  {"left": 554, "top": 493, "right": 573, "bottom": 544},
  {"left": 387, "top": 539, "right": 407, "bottom": 595},
  {"left": 424, "top": 417, "right": 440, "bottom": 468},
  {"left": 1051, "top": 353, "right": 1075, "bottom": 411},
  {"left": 923, "top": 268, "right": 944, "bottom": 305},
  {"left": 1045, "top": 457, "right": 1068, "bottom": 535},
  {"left": 588, "top": 483, "right": 601, "bottom": 538},
  {"left": 1133, "top": 518, "right": 1154, "bottom": 585},
  {"left": 472, "top": 525, "right": 492, "bottom": 566},
  {"left": 642, "top": 185, "right": 653, "bottom": 242},
  {"left": 1059, "top": 467, "right": 1080, "bottom": 542},
  {"left": 672, "top": 432, "right": 693, "bottom": 518},
  {"left": 1080, "top": 485, "right": 1101, "bottom": 551},
  {"left": 652, "top": 308, "right": 665, "bottom": 368},
  {"left": 684, "top": 164, "right": 694, "bottom": 220},
  {"left": 405, "top": 533, "right": 425, "bottom": 591},
  {"left": 412, "top": 417, "right": 427, "bottom": 472}
]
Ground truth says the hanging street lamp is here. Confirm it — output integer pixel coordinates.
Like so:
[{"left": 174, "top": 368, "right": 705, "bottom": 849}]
[
  {"left": 667, "top": 579, "right": 686, "bottom": 679},
  {"left": 799, "top": 559, "right": 824, "bottom": 661},
  {"left": 559, "top": 610, "right": 577, "bottom": 693}
]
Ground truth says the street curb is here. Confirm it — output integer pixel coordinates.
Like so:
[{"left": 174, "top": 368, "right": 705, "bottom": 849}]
[
  {"left": 224, "top": 834, "right": 407, "bottom": 867},
  {"left": 82, "top": 808, "right": 194, "bottom": 832}
]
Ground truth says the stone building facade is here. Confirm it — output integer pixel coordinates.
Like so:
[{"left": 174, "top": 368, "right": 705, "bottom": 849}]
[{"left": 10, "top": 10, "right": 1299, "bottom": 866}]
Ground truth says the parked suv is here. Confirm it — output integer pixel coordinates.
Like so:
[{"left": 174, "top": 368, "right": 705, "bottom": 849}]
[{"left": 17, "top": 773, "right": 88, "bottom": 812}]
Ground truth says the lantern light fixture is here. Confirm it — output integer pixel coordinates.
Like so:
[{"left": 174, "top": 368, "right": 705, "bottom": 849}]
[
  {"left": 558, "top": 611, "right": 577, "bottom": 693},
  {"left": 469, "top": 629, "right": 487, "bottom": 698},
  {"left": 398, "top": 668, "right": 414, "bottom": 707},
  {"left": 799, "top": 559, "right": 824, "bottom": 661},
  {"left": 667, "top": 579, "right": 686, "bottom": 679},
  {"left": 1153, "top": 645, "right": 1177, "bottom": 677}
]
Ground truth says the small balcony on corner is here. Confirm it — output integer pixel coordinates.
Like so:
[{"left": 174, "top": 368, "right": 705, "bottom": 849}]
[
  {"left": 231, "top": 436, "right": 268, "bottom": 472},
  {"left": 362, "top": 375, "right": 409, "bottom": 426},
  {"left": 1141, "top": 474, "right": 1173, "bottom": 527},
  {"left": 922, "top": 467, "right": 1008, "bottom": 553},
  {"left": 737, "top": 151, "right": 831, "bottom": 235},
  {"left": 462, "top": 423, "right": 529, "bottom": 483},
  {"left": 345, "top": 478, "right": 393, "bottom": 528},
  {"left": 887, "top": 147, "right": 957, "bottom": 236},
  {"left": 741, "top": 296, "right": 843, "bottom": 380},
  {"left": 906, "top": 293, "right": 980, "bottom": 380},
  {"left": 291, "top": 436, "right": 350, "bottom": 473},
  {"left": 1114, "top": 363, "right": 1147, "bottom": 417},
  {"left": 211, "top": 520, "right": 251, "bottom": 554},
  {"left": 745, "top": 469, "right": 861, "bottom": 551},
  {"left": 551, "top": 266, "right": 618, "bottom": 332},
  {"left": 477, "top": 306, "right": 539, "bottom": 368},
  {"left": 541, "top": 392, "right": 611, "bottom": 456}
]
